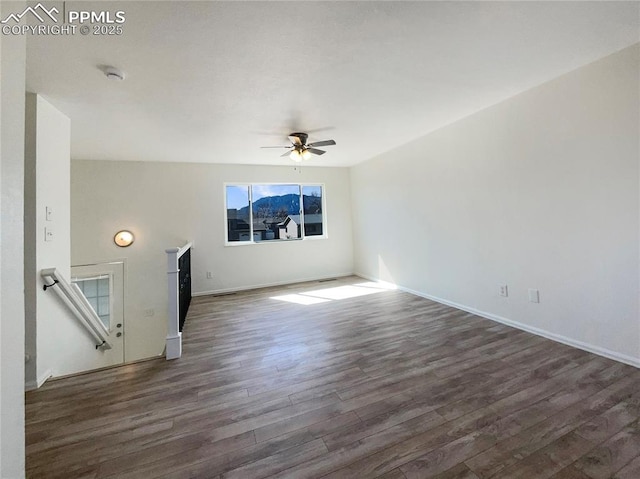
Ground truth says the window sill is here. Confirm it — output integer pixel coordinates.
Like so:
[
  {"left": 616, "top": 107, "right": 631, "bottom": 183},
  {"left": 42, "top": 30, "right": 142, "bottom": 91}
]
[{"left": 224, "top": 236, "right": 327, "bottom": 247}]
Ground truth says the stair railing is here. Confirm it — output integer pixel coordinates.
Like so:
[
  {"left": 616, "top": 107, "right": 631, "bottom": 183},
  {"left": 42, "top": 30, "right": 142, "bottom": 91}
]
[
  {"left": 41, "top": 268, "right": 112, "bottom": 349},
  {"left": 165, "top": 241, "right": 193, "bottom": 360}
]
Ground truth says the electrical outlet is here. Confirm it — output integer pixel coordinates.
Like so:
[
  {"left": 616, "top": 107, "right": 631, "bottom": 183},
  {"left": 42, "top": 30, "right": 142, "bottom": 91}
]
[
  {"left": 44, "top": 227, "right": 54, "bottom": 242},
  {"left": 528, "top": 289, "right": 540, "bottom": 303},
  {"left": 498, "top": 284, "right": 508, "bottom": 297},
  {"left": 206, "top": 272, "right": 213, "bottom": 279},
  {"left": 45, "top": 206, "right": 53, "bottom": 221}
]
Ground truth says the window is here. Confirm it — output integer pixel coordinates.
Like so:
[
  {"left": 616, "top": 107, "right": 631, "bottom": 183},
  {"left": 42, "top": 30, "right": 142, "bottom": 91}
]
[
  {"left": 226, "top": 185, "right": 251, "bottom": 242},
  {"left": 72, "top": 275, "right": 111, "bottom": 329},
  {"left": 225, "top": 184, "right": 325, "bottom": 243},
  {"left": 302, "top": 185, "right": 323, "bottom": 237}
]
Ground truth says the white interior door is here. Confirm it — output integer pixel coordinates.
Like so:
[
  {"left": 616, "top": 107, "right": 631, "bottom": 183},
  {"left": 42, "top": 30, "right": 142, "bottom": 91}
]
[{"left": 71, "top": 262, "right": 125, "bottom": 369}]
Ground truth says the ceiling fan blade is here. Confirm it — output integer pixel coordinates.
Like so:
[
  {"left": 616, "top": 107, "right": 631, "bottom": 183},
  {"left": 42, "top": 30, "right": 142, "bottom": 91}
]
[
  {"left": 280, "top": 150, "right": 293, "bottom": 157},
  {"left": 307, "top": 148, "right": 326, "bottom": 156},
  {"left": 260, "top": 146, "right": 291, "bottom": 149},
  {"left": 307, "top": 139, "right": 336, "bottom": 148}
]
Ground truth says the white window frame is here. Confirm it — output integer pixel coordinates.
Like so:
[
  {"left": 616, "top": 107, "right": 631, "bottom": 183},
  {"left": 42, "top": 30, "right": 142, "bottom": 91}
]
[
  {"left": 70, "top": 273, "right": 114, "bottom": 332},
  {"left": 224, "top": 182, "right": 327, "bottom": 246}
]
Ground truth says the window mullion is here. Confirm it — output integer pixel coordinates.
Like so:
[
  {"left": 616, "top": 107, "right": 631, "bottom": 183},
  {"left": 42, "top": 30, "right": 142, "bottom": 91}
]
[
  {"left": 248, "top": 185, "right": 254, "bottom": 243},
  {"left": 299, "top": 185, "right": 305, "bottom": 239}
]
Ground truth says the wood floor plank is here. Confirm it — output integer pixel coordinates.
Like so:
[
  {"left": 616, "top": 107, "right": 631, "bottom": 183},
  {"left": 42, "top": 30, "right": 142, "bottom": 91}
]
[
  {"left": 574, "top": 397, "right": 640, "bottom": 444},
  {"left": 321, "top": 358, "right": 616, "bottom": 478},
  {"left": 396, "top": 361, "right": 626, "bottom": 478},
  {"left": 221, "top": 438, "right": 328, "bottom": 479},
  {"left": 573, "top": 420, "right": 640, "bottom": 479},
  {"left": 376, "top": 469, "right": 408, "bottom": 479},
  {"left": 24, "top": 276, "right": 640, "bottom": 479},
  {"left": 121, "top": 428, "right": 318, "bottom": 478},
  {"left": 488, "top": 431, "right": 596, "bottom": 479},
  {"left": 272, "top": 410, "right": 447, "bottom": 479},
  {"left": 99, "top": 430, "right": 256, "bottom": 478},
  {"left": 464, "top": 372, "right": 640, "bottom": 478},
  {"left": 548, "top": 465, "right": 594, "bottom": 479},
  {"left": 431, "top": 463, "right": 480, "bottom": 479},
  {"left": 612, "top": 454, "right": 640, "bottom": 479},
  {"left": 324, "top": 405, "right": 444, "bottom": 451}
]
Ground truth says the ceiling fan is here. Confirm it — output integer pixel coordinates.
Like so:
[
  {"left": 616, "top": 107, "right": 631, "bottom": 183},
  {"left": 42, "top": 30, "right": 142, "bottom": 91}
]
[{"left": 260, "top": 132, "right": 336, "bottom": 162}]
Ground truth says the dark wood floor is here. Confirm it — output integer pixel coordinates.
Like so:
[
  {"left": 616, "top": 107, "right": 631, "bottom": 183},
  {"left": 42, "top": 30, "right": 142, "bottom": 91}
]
[{"left": 26, "top": 276, "right": 640, "bottom": 478}]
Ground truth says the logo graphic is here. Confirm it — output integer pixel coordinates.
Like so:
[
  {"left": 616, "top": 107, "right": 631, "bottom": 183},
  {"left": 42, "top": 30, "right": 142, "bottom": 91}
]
[
  {"left": 1, "top": 3, "right": 59, "bottom": 24},
  {"left": 2, "top": 3, "right": 124, "bottom": 36}
]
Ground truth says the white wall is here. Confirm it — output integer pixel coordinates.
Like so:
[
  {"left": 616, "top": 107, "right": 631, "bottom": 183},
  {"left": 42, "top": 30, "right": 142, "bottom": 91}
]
[
  {"left": 351, "top": 44, "right": 640, "bottom": 365},
  {"left": 0, "top": 1, "right": 26, "bottom": 475},
  {"left": 71, "top": 161, "right": 353, "bottom": 362},
  {"left": 24, "top": 94, "right": 104, "bottom": 380}
]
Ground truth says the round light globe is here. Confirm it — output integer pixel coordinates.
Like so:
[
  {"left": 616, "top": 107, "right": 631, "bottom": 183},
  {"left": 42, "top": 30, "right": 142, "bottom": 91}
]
[{"left": 114, "top": 230, "right": 135, "bottom": 247}]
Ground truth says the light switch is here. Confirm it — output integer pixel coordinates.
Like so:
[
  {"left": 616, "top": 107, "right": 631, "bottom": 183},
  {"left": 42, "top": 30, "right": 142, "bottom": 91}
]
[
  {"left": 44, "top": 227, "right": 54, "bottom": 242},
  {"left": 45, "top": 206, "right": 53, "bottom": 221}
]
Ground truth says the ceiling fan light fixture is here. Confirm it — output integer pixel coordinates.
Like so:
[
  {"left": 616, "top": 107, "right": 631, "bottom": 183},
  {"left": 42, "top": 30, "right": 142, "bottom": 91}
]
[
  {"left": 261, "top": 131, "right": 336, "bottom": 162},
  {"left": 290, "top": 150, "right": 302, "bottom": 162}
]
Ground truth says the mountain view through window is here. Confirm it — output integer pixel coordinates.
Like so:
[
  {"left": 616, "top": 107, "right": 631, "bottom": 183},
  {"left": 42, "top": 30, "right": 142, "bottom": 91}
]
[{"left": 226, "top": 184, "right": 324, "bottom": 243}]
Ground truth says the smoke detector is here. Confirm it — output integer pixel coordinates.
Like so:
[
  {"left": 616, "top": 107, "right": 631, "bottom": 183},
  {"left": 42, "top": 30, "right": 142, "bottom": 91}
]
[{"left": 104, "top": 66, "right": 125, "bottom": 81}]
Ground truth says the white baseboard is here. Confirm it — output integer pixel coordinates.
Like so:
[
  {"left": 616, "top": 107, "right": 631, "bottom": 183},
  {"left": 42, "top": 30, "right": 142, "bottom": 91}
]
[
  {"left": 38, "top": 369, "right": 53, "bottom": 387},
  {"left": 25, "top": 369, "right": 53, "bottom": 391},
  {"left": 193, "top": 272, "right": 355, "bottom": 297},
  {"left": 356, "top": 272, "right": 640, "bottom": 369}
]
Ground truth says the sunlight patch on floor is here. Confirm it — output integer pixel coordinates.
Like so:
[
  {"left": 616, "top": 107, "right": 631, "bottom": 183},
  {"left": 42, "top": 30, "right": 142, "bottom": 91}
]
[
  {"left": 270, "top": 281, "right": 395, "bottom": 305},
  {"left": 270, "top": 294, "right": 330, "bottom": 305}
]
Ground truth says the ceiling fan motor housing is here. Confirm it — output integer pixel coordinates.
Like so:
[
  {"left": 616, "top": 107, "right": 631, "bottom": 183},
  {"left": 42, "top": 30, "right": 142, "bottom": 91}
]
[{"left": 290, "top": 132, "right": 308, "bottom": 145}]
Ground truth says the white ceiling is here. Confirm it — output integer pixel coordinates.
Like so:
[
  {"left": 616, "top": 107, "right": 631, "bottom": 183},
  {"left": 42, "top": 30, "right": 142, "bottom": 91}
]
[{"left": 26, "top": 1, "right": 639, "bottom": 167}]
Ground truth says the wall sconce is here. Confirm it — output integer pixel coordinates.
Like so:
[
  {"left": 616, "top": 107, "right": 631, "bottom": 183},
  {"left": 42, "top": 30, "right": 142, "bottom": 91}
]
[{"left": 114, "top": 230, "right": 135, "bottom": 247}]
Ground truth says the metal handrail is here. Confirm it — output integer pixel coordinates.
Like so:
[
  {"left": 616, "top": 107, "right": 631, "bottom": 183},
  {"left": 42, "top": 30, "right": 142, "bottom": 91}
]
[{"left": 41, "top": 268, "right": 112, "bottom": 350}]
